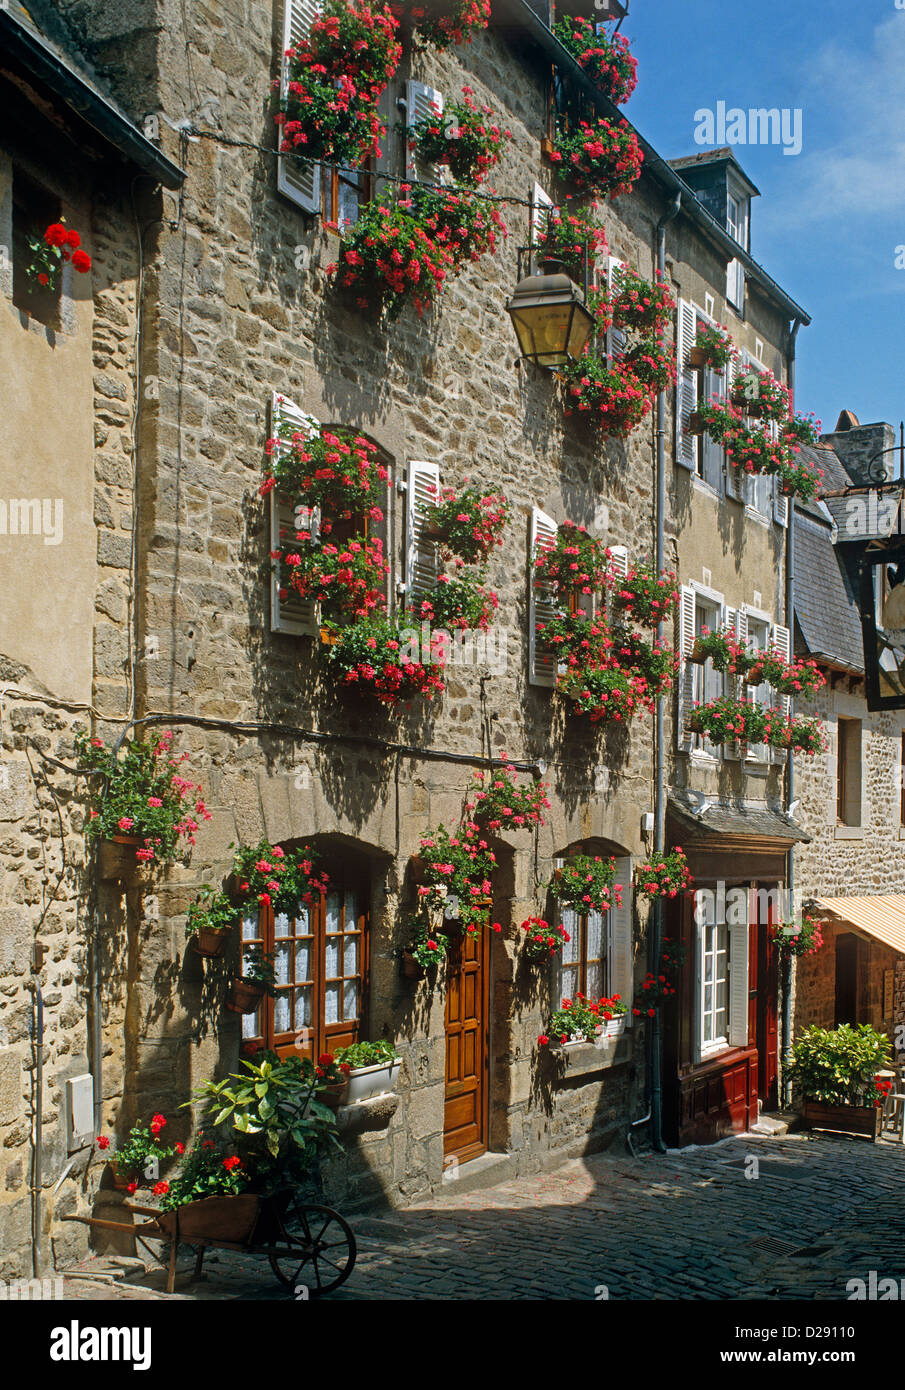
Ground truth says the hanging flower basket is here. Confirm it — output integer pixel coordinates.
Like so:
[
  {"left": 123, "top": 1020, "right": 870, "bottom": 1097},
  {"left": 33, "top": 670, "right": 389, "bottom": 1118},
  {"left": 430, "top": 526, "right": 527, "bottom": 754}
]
[
  {"left": 401, "top": 948, "right": 425, "bottom": 980},
  {"left": 551, "top": 16, "right": 638, "bottom": 105},
  {"left": 551, "top": 117, "right": 644, "bottom": 199},
  {"left": 226, "top": 979, "right": 268, "bottom": 1014},
  {"left": 687, "top": 346, "right": 707, "bottom": 369},
  {"left": 191, "top": 927, "right": 231, "bottom": 959},
  {"left": 745, "top": 667, "right": 765, "bottom": 688},
  {"left": 687, "top": 411, "right": 706, "bottom": 436}
]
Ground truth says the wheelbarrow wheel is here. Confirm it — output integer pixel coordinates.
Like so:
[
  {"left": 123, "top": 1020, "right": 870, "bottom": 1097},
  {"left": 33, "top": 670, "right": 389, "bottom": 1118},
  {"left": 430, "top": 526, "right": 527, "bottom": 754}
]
[{"left": 269, "top": 1199, "right": 356, "bottom": 1297}]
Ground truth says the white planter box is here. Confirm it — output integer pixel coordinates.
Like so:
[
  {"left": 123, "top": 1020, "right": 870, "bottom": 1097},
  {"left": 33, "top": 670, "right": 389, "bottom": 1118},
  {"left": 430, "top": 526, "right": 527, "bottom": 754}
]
[
  {"left": 344, "top": 1058, "right": 402, "bottom": 1106},
  {"left": 598, "top": 1015, "right": 627, "bottom": 1042}
]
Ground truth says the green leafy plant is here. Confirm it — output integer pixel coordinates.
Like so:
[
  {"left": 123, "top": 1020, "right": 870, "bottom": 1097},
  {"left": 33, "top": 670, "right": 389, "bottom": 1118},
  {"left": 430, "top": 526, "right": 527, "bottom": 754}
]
[
  {"left": 406, "top": 915, "right": 450, "bottom": 971},
  {"left": 411, "top": 0, "right": 491, "bottom": 49},
  {"left": 551, "top": 116, "right": 644, "bottom": 199},
  {"left": 548, "top": 855, "right": 622, "bottom": 914},
  {"left": 160, "top": 1053, "right": 340, "bottom": 1208},
  {"left": 416, "top": 572, "right": 498, "bottom": 631},
  {"left": 185, "top": 886, "right": 241, "bottom": 940},
  {"left": 534, "top": 199, "right": 609, "bottom": 279},
  {"left": 783, "top": 412, "right": 821, "bottom": 447},
  {"left": 767, "top": 715, "right": 827, "bottom": 756},
  {"left": 789, "top": 1024, "right": 891, "bottom": 1106},
  {"left": 559, "top": 664, "right": 644, "bottom": 723},
  {"left": 693, "top": 322, "right": 733, "bottom": 371},
  {"left": 77, "top": 730, "right": 211, "bottom": 864},
  {"left": 610, "top": 629, "right": 681, "bottom": 695},
  {"left": 538, "top": 993, "right": 608, "bottom": 1045},
  {"left": 278, "top": 533, "right": 389, "bottom": 619},
  {"left": 730, "top": 363, "right": 791, "bottom": 422},
  {"left": 26, "top": 219, "right": 91, "bottom": 290},
  {"left": 334, "top": 1039, "right": 397, "bottom": 1068},
  {"left": 749, "top": 647, "right": 826, "bottom": 697},
  {"left": 533, "top": 520, "right": 609, "bottom": 598},
  {"left": 238, "top": 947, "right": 277, "bottom": 997},
  {"left": 416, "top": 821, "right": 496, "bottom": 930}
]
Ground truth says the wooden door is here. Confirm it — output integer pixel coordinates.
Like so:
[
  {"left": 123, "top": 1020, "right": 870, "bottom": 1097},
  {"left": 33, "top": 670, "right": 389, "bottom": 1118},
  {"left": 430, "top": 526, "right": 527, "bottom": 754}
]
[
  {"left": 835, "top": 934, "right": 859, "bottom": 1025},
  {"left": 444, "top": 927, "right": 490, "bottom": 1164}
]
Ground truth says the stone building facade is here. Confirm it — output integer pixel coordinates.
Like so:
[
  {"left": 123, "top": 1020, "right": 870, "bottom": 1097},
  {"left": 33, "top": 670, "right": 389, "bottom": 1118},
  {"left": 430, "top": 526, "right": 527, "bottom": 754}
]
[{"left": 0, "top": 0, "right": 821, "bottom": 1280}]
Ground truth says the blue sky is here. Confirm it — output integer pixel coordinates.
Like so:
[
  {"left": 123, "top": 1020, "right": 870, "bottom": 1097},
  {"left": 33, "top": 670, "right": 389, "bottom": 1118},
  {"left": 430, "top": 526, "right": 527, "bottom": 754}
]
[{"left": 619, "top": 0, "right": 904, "bottom": 434}]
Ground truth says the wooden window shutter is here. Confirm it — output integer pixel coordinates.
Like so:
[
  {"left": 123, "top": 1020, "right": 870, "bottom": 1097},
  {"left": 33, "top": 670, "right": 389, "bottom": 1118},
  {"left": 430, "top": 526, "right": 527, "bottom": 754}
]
[
  {"left": 529, "top": 506, "right": 559, "bottom": 688},
  {"left": 607, "top": 257, "right": 628, "bottom": 361},
  {"left": 404, "top": 460, "right": 441, "bottom": 612},
  {"left": 405, "top": 80, "right": 444, "bottom": 184},
  {"left": 532, "top": 180, "right": 554, "bottom": 241},
  {"left": 675, "top": 299, "right": 698, "bottom": 470},
  {"left": 727, "top": 910, "right": 751, "bottom": 1048},
  {"left": 269, "top": 393, "right": 320, "bottom": 635},
  {"left": 277, "top": 0, "right": 322, "bottom": 213},
  {"left": 676, "top": 583, "right": 696, "bottom": 751},
  {"left": 610, "top": 856, "right": 633, "bottom": 1027}
]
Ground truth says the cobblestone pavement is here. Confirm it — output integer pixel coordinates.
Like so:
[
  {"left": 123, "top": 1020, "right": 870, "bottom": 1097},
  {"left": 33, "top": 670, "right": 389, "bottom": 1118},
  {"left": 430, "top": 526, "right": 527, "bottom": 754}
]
[{"left": 60, "top": 1131, "right": 905, "bottom": 1301}]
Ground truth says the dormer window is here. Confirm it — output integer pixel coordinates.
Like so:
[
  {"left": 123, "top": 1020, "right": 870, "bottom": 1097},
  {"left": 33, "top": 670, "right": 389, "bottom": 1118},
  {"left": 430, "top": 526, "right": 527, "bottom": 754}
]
[{"left": 726, "top": 191, "right": 749, "bottom": 310}]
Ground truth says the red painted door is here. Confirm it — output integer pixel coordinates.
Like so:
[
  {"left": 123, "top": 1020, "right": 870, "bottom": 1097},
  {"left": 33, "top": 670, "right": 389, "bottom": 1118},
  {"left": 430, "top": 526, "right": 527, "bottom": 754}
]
[
  {"left": 756, "top": 891, "right": 779, "bottom": 1110},
  {"left": 444, "top": 927, "right": 490, "bottom": 1164}
]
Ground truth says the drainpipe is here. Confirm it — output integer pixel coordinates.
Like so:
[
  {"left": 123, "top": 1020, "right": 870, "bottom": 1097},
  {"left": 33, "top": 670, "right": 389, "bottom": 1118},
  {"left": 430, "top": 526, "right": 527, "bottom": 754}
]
[
  {"left": 648, "top": 191, "right": 682, "bottom": 1152},
  {"left": 28, "top": 972, "right": 44, "bottom": 1277},
  {"left": 782, "top": 316, "right": 803, "bottom": 1108}
]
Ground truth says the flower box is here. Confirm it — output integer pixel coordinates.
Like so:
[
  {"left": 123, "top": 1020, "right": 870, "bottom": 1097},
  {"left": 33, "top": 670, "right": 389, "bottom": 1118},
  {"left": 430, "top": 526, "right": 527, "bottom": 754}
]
[
  {"left": 802, "top": 1099, "right": 881, "bottom": 1141},
  {"left": 344, "top": 1058, "right": 402, "bottom": 1106},
  {"left": 598, "top": 1015, "right": 627, "bottom": 1041},
  {"left": 731, "top": 391, "right": 767, "bottom": 417}
]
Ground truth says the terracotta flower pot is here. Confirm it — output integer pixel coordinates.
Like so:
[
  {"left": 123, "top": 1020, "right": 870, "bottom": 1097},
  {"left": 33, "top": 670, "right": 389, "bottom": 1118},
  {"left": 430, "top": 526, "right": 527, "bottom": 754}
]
[
  {"left": 401, "top": 949, "right": 425, "bottom": 981},
  {"left": 688, "top": 638, "right": 709, "bottom": 665},
  {"left": 107, "top": 1160, "right": 139, "bottom": 1192},
  {"left": 687, "top": 345, "right": 707, "bottom": 369},
  {"left": 110, "top": 834, "right": 144, "bottom": 847},
  {"left": 317, "top": 1077, "right": 349, "bottom": 1112},
  {"left": 226, "top": 978, "right": 266, "bottom": 1014},
  {"left": 745, "top": 669, "right": 765, "bottom": 688},
  {"left": 731, "top": 392, "right": 766, "bottom": 417},
  {"left": 191, "top": 926, "right": 230, "bottom": 958}
]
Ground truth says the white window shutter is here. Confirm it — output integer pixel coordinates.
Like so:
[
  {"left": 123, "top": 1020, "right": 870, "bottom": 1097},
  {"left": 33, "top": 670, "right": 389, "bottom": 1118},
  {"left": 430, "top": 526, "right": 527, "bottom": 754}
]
[
  {"left": 608, "top": 543, "right": 629, "bottom": 578},
  {"left": 771, "top": 621, "right": 792, "bottom": 765},
  {"left": 676, "top": 299, "right": 698, "bottom": 470},
  {"left": 724, "top": 354, "right": 745, "bottom": 502},
  {"left": 277, "top": 0, "right": 322, "bottom": 212},
  {"left": 773, "top": 476, "right": 789, "bottom": 528},
  {"left": 404, "top": 460, "right": 441, "bottom": 612},
  {"left": 532, "top": 180, "right": 554, "bottom": 240},
  {"left": 727, "top": 917, "right": 750, "bottom": 1047},
  {"left": 607, "top": 257, "right": 628, "bottom": 361},
  {"left": 269, "top": 392, "right": 320, "bottom": 635},
  {"left": 529, "top": 506, "right": 559, "bottom": 688},
  {"left": 692, "top": 914, "right": 706, "bottom": 1065},
  {"left": 676, "top": 583, "right": 697, "bottom": 752},
  {"left": 719, "top": 605, "right": 745, "bottom": 758},
  {"left": 405, "top": 80, "right": 444, "bottom": 183},
  {"left": 610, "top": 857, "right": 633, "bottom": 1026}
]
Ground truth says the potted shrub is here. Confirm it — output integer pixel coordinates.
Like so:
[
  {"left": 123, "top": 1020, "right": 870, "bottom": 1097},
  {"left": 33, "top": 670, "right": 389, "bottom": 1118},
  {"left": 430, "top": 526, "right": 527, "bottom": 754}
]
[
  {"left": 402, "top": 921, "right": 450, "bottom": 978},
  {"left": 77, "top": 730, "right": 212, "bottom": 866},
  {"left": 335, "top": 1039, "right": 402, "bottom": 1104},
  {"left": 790, "top": 1024, "right": 891, "bottom": 1139},
  {"left": 551, "top": 116, "right": 644, "bottom": 199},
  {"left": 548, "top": 854, "right": 623, "bottom": 915},
  {"left": 520, "top": 916, "right": 571, "bottom": 961},
  {"left": 226, "top": 948, "right": 277, "bottom": 1014},
  {"left": 422, "top": 483, "right": 509, "bottom": 563},
  {"left": 464, "top": 762, "right": 550, "bottom": 834},
  {"left": 534, "top": 199, "right": 609, "bottom": 280},
  {"left": 538, "top": 993, "right": 608, "bottom": 1048},
  {"left": 157, "top": 1053, "right": 339, "bottom": 1240},
  {"left": 551, "top": 15, "right": 637, "bottom": 105},
  {"left": 533, "top": 520, "right": 610, "bottom": 600},
  {"left": 408, "top": 86, "right": 511, "bottom": 186},
  {"left": 185, "top": 886, "right": 240, "bottom": 958},
  {"left": 311, "top": 1052, "right": 352, "bottom": 1111},
  {"left": 95, "top": 1115, "right": 179, "bottom": 1193},
  {"left": 688, "top": 323, "right": 733, "bottom": 372},
  {"left": 635, "top": 847, "right": 693, "bottom": 901}
]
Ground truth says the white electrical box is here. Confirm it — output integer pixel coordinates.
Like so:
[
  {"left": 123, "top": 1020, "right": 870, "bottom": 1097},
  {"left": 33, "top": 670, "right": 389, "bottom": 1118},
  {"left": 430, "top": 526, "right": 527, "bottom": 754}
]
[
  {"left": 641, "top": 812, "right": 655, "bottom": 834},
  {"left": 65, "top": 1074, "right": 95, "bottom": 1151}
]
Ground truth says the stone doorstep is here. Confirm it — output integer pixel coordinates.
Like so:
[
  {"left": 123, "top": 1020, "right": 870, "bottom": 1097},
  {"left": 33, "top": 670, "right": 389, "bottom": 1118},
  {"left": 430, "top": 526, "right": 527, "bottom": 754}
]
[{"left": 747, "top": 1111, "right": 793, "bottom": 1137}]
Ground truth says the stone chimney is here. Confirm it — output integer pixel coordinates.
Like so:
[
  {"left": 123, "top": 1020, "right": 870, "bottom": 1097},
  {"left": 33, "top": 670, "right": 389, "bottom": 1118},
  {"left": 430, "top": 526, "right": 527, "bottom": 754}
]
[{"left": 820, "top": 412, "right": 897, "bottom": 486}]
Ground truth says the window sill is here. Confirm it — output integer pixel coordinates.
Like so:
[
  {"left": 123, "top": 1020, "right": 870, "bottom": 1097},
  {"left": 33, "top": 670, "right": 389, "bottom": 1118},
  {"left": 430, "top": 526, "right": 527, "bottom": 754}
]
[
  {"left": 692, "top": 476, "right": 723, "bottom": 502},
  {"left": 547, "top": 1034, "right": 632, "bottom": 1081},
  {"left": 834, "top": 825, "right": 864, "bottom": 840}
]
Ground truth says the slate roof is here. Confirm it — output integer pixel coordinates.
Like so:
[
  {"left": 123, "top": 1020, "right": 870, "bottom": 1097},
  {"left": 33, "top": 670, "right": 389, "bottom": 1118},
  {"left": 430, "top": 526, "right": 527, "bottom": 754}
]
[
  {"left": 0, "top": 1, "right": 183, "bottom": 188},
  {"left": 793, "top": 509, "right": 865, "bottom": 673},
  {"left": 668, "top": 791, "right": 810, "bottom": 845}
]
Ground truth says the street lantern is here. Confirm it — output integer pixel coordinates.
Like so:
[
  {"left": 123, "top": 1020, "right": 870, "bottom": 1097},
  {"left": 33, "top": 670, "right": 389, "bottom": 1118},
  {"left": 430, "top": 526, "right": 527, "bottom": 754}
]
[{"left": 505, "top": 269, "right": 594, "bottom": 370}]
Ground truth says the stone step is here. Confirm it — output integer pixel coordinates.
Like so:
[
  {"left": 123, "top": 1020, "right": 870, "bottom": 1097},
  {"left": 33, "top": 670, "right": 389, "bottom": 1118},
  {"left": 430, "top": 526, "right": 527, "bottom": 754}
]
[{"left": 748, "top": 1112, "right": 792, "bottom": 1137}]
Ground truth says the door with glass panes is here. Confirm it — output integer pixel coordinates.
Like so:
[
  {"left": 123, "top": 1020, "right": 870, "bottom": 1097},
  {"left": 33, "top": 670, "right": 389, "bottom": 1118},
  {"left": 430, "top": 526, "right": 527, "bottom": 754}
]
[{"left": 240, "top": 872, "right": 368, "bottom": 1059}]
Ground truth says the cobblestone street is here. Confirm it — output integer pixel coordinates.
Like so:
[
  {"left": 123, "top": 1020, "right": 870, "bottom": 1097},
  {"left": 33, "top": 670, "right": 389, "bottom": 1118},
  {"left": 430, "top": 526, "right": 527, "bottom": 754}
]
[{"left": 60, "top": 1130, "right": 905, "bottom": 1302}]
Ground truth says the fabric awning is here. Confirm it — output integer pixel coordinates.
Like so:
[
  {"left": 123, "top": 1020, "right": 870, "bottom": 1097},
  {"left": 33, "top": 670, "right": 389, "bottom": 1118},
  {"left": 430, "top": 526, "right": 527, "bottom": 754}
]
[{"left": 814, "top": 895, "right": 905, "bottom": 955}]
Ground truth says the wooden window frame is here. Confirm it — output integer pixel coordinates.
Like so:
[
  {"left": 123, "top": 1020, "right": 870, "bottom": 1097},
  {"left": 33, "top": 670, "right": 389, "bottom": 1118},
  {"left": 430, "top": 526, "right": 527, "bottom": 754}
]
[
  {"left": 559, "top": 906, "right": 609, "bottom": 1001},
  {"left": 322, "top": 158, "right": 374, "bottom": 232},
  {"left": 242, "top": 872, "right": 370, "bottom": 1060}
]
